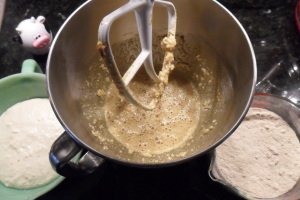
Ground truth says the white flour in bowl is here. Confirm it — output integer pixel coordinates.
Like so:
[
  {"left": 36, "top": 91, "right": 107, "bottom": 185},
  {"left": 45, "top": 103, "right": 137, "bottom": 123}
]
[
  {"left": 0, "top": 98, "right": 63, "bottom": 189},
  {"left": 214, "top": 107, "right": 300, "bottom": 199}
]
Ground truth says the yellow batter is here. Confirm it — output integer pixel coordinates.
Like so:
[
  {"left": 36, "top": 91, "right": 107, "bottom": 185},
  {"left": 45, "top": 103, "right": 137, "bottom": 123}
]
[
  {"left": 105, "top": 74, "right": 200, "bottom": 157},
  {"left": 149, "top": 34, "right": 177, "bottom": 108},
  {"left": 83, "top": 34, "right": 227, "bottom": 160}
]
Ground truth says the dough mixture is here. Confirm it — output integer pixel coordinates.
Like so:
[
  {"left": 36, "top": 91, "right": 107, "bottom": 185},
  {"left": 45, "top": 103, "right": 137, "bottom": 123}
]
[
  {"left": 83, "top": 34, "right": 228, "bottom": 161},
  {"left": 214, "top": 107, "right": 300, "bottom": 199},
  {"left": 149, "top": 34, "right": 176, "bottom": 108},
  {"left": 0, "top": 98, "right": 63, "bottom": 189},
  {"left": 105, "top": 74, "right": 200, "bottom": 157},
  {"left": 98, "top": 33, "right": 200, "bottom": 156}
]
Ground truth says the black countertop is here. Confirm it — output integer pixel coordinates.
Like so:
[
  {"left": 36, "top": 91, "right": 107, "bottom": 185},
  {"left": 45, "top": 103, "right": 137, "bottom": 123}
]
[{"left": 1, "top": 0, "right": 300, "bottom": 200}]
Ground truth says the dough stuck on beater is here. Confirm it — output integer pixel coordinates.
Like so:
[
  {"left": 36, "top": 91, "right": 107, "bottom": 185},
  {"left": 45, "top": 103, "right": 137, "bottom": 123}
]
[
  {"left": 150, "top": 34, "right": 177, "bottom": 108},
  {"left": 97, "top": 0, "right": 177, "bottom": 110}
]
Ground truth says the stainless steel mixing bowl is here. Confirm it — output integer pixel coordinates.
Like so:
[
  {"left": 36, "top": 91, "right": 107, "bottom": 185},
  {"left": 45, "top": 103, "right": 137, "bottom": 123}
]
[{"left": 47, "top": 0, "right": 256, "bottom": 175}]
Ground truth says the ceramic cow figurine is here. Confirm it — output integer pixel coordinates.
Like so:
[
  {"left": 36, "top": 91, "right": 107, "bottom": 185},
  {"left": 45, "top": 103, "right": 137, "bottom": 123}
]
[{"left": 15, "top": 16, "right": 52, "bottom": 55}]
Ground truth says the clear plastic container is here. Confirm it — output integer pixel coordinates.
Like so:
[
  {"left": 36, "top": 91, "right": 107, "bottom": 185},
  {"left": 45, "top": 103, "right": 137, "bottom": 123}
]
[{"left": 209, "top": 93, "right": 300, "bottom": 200}]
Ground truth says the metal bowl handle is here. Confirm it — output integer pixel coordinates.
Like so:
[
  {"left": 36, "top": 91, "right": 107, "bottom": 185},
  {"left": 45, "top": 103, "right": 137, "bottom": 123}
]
[{"left": 49, "top": 132, "right": 105, "bottom": 177}]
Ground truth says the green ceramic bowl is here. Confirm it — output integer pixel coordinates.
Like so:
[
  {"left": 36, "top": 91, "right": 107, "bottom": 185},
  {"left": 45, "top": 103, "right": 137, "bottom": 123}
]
[{"left": 0, "top": 59, "right": 64, "bottom": 200}]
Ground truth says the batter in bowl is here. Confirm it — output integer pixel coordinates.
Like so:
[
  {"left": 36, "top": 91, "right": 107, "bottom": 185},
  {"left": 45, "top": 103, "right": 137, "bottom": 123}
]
[
  {"left": 0, "top": 98, "right": 63, "bottom": 189},
  {"left": 105, "top": 73, "right": 200, "bottom": 157},
  {"left": 81, "top": 35, "right": 228, "bottom": 161}
]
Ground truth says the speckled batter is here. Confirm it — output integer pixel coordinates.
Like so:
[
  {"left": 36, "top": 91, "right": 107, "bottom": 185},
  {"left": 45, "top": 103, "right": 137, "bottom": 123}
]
[
  {"left": 104, "top": 75, "right": 200, "bottom": 157},
  {"left": 149, "top": 34, "right": 177, "bottom": 108}
]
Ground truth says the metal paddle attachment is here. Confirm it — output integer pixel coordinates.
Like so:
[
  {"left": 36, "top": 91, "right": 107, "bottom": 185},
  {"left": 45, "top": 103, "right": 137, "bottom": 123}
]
[{"left": 98, "top": 0, "right": 177, "bottom": 110}]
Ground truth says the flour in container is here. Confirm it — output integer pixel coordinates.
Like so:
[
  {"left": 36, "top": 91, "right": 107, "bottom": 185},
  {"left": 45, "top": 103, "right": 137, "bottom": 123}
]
[
  {"left": 0, "top": 98, "right": 63, "bottom": 189},
  {"left": 214, "top": 107, "right": 300, "bottom": 199}
]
